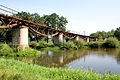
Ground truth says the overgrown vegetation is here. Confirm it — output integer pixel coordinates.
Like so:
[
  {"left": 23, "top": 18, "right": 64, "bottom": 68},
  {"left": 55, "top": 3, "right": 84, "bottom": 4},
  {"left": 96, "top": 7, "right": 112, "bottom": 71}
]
[
  {"left": 75, "top": 39, "right": 85, "bottom": 48},
  {"left": 29, "top": 38, "right": 120, "bottom": 50},
  {"left": 88, "top": 37, "right": 119, "bottom": 48},
  {"left": 0, "top": 58, "right": 120, "bottom": 80},
  {"left": 102, "top": 37, "right": 119, "bottom": 48},
  {"left": 29, "top": 41, "right": 53, "bottom": 50},
  {"left": 90, "top": 27, "right": 120, "bottom": 42},
  {"left": 0, "top": 44, "right": 40, "bottom": 56},
  {"left": 60, "top": 41, "right": 78, "bottom": 50}
]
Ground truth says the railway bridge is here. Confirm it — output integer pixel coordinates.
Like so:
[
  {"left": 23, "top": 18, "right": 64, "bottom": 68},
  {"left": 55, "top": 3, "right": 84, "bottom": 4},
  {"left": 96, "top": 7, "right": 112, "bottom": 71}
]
[{"left": 0, "top": 5, "right": 97, "bottom": 48}]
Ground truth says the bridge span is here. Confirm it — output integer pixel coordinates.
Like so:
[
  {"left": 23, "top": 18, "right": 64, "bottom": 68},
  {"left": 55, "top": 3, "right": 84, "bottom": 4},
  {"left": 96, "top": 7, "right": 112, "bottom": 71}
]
[{"left": 0, "top": 5, "right": 97, "bottom": 48}]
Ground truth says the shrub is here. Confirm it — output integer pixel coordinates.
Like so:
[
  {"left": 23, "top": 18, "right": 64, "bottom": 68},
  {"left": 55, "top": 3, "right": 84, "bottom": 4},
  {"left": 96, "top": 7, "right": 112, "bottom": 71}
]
[
  {"left": 0, "top": 44, "right": 13, "bottom": 53},
  {"left": 102, "top": 37, "right": 119, "bottom": 48},
  {"left": 29, "top": 41, "right": 38, "bottom": 49},
  {"left": 15, "top": 47, "right": 40, "bottom": 56},
  {"left": 89, "top": 40, "right": 105, "bottom": 48},
  {"left": 75, "top": 39, "right": 85, "bottom": 48},
  {"left": 89, "top": 42, "right": 99, "bottom": 48},
  {"left": 36, "top": 40, "right": 53, "bottom": 49},
  {"left": 60, "top": 41, "right": 78, "bottom": 50}
]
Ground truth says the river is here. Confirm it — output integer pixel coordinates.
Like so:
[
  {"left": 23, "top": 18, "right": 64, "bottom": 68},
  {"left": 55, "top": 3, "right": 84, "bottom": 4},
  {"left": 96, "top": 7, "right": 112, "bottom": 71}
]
[{"left": 2, "top": 48, "right": 120, "bottom": 74}]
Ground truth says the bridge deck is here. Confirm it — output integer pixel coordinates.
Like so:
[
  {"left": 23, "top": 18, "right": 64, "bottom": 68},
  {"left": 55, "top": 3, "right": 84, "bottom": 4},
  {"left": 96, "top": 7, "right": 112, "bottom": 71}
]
[{"left": 0, "top": 13, "right": 97, "bottom": 38}]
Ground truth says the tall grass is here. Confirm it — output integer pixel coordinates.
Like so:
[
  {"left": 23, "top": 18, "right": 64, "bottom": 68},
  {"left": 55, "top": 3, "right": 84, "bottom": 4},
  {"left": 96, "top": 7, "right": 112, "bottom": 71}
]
[
  {"left": 0, "top": 44, "right": 40, "bottom": 57},
  {"left": 0, "top": 43, "right": 13, "bottom": 53},
  {"left": 60, "top": 41, "right": 78, "bottom": 50},
  {"left": 0, "top": 58, "right": 120, "bottom": 80}
]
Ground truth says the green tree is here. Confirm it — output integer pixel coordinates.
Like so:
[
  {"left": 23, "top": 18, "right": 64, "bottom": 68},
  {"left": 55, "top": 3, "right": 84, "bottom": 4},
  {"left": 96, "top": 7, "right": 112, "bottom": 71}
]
[
  {"left": 114, "top": 27, "right": 120, "bottom": 41},
  {"left": 0, "top": 29, "right": 12, "bottom": 43},
  {"left": 43, "top": 13, "right": 68, "bottom": 31},
  {"left": 13, "top": 11, "right": 45, "bottom": 25}
]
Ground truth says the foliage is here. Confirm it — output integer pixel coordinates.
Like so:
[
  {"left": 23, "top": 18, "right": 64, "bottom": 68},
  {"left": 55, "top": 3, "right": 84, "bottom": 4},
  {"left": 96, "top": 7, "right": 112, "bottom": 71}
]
[
  {"left": 0, "top": 44, "right": 13, "bottom": 54},
  {"left": 90, "top": 30, "right": 115, "bottom": 39},
  {"left": 43, "top": 13, "right": 68, "bottom": 31},
  {"left": 42, "top": 47, "right": 60, "bottom": 50},
  {"left": 14, "top": 47, "right": 40, "bottom": 56},
  {"left": 0, "top": 43, "right": 40, "bottom": 56},
  {"left": 114, "top": 27, "right": 120, "bottom": 41},
  {"left": 13, "top": 11, "right": 45, "bottom": 25},
  {"left": 29, "top": 41, "right": 39, "bottom": 49},
  {"left": 0, "top": 58, "right": 120, "bottom": 80},
  {"left": 60, "top": 41, "right": 78, "bottom": 50},
  {"left": 0, "top": 29, "right": 12, "bottom": 43},
  {"left": 88, "top": 40, "right": 105, "bottom": 48},
  {"left": 36, "top": 40, "right": 53, "bottom": 49},
  {"left": 89, "top": 42, "right": 100, "bottom": 48},
  {"left": 102, "top": 37, "right": 119, "bottom": 48},
  {"left": 75, "top": 39, "right": 85, "bottom": 48}
]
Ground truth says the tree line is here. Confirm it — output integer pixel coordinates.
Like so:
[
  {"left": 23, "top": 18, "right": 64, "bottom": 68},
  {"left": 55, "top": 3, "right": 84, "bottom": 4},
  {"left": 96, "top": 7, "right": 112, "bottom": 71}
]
[{"left": 90, "top": 27, "right": 120, "bottom": 41}]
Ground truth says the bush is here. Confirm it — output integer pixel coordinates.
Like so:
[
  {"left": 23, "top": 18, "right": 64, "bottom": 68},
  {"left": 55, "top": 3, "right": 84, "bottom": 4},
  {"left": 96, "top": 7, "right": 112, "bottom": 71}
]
[
  {"left": 89, "top": 40, "right": 105, "bottom": 48},
  {"left": 102, "top": 37, "right": 119, "bottom": 48},
  {"left": 29, "top": 41, "right": 38, "bottom": 49},
  {"left": 60, "top": 41, "right": 78, "bottom": 50},
  {"left": 0, "top": 44, "right": 13, "bottom": 53},
  {"left": 75, "top": 39, "right": 85, "bottom": 48},
  {"left": 89, "top": 42, "right": 99, "bottom": 48},
  {"left": 36, "top": 40, "right": 53, "bottom": 49},
  {"left": 15, "top": 47, "right": 40, "bottom": 56}
]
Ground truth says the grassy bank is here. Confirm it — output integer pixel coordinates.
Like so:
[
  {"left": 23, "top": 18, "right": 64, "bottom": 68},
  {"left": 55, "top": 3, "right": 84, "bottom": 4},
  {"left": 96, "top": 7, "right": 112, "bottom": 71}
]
[
  {"left": 29, "top": 37, "right": 120, "bottom": 51},
  {"left": 0, "top": 44, "right": 40, "bottom": 57},
  {"left": 0, "top": 58, "right": 120, "bottom": 80}
]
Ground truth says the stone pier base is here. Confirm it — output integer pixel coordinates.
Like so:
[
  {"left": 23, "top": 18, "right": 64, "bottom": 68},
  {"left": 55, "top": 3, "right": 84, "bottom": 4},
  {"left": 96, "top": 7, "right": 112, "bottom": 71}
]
[
  {"left": 53, "top": 33, "right": 63, "bottom": 46},
  {"left": 12, "top": 26, "right": 28, "bottom": 48}
]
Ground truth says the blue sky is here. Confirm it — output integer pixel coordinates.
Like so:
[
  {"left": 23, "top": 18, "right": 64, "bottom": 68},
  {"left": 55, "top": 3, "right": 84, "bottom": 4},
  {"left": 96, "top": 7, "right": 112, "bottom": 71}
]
[{"left": 1, "top": 0, "right": 120, "bottom": 35}]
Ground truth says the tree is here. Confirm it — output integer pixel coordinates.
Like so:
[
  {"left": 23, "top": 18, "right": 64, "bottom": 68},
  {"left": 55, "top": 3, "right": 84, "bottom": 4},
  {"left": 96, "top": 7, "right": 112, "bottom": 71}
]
[
  {"left": 90, "top": 31, "right": 107, "bottom": 39},
  {"left": 43, "top": 13, "right": 68, "bottom": 31},
  {"left": 13, "top": 11, "right": 45, "bottom": 25},
  {"left": 114, "top": 27, "right": 120, "bottom": 41}
]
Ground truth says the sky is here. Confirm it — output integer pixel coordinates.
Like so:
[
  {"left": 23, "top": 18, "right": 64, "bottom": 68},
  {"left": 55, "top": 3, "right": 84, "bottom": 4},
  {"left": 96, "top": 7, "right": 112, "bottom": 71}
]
[{"left": 0, "top": 0, "right": 120, "bottom": 35}]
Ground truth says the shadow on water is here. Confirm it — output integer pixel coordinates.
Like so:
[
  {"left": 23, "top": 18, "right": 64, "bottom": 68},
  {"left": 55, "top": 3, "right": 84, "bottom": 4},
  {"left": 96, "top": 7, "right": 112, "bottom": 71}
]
[{"left": 1, "top": 48, "right": 120, "bottom": 74}]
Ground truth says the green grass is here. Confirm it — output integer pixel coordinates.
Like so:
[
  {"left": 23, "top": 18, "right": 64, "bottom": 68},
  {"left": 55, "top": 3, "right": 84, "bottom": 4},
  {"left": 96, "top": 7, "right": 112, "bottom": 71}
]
[
  {"left": 0, "top": 58, "right": 120, "bottom": 80},
  {"left": 41, "top": 47, "right": 60, "bottom": 51},
  {"left": 0, "top": 48, "right": 40, "bottom": 57},
  {"left": 0, "top": 44, "right": 41, "bottom": 57}
]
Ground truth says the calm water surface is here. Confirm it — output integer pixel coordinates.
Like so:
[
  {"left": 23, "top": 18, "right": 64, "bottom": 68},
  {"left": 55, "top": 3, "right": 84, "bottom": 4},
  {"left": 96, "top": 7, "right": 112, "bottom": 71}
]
[{"left": 3, "top": 49, "right": 120, "bottom": 74}]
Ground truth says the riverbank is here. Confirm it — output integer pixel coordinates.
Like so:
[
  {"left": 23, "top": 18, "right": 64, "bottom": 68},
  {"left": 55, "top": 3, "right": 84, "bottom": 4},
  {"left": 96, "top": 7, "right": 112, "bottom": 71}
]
[
  {"left": 0, "top": 58, "right": 119, "bottom": 80},
  {"left": 0, "top": 44, "right": 40, "bottom": 57},
  {"left": 29, "top": 37, "right": 120, "bottom": 51}
]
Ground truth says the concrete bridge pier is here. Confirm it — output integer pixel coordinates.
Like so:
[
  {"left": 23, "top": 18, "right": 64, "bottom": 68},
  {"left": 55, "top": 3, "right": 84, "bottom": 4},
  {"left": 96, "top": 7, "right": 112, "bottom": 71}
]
[
  {"left": 72, "top": 36, "right": 80, "bottom": 42},
  {"left": 12, "top": 26, "right": 28, "bottom": 48},
  {"left": 53, "top": 33, "right": 63, "bottom": 46},
  {"left": 86, "top": 37, "right": 90, "bottom": 42}
]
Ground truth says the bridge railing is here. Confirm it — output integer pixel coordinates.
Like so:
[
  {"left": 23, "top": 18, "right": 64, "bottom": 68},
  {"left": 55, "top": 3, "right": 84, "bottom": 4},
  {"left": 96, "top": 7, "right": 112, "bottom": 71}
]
[{"left": 0, "top": 4, "right": 18, "bottom": 15}]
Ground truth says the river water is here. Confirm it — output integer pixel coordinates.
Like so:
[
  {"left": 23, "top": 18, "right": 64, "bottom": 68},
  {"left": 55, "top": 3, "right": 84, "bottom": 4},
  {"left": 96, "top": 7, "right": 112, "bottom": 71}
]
[{"left": 3, "top": 48, "right": 120, "bottom": 74}]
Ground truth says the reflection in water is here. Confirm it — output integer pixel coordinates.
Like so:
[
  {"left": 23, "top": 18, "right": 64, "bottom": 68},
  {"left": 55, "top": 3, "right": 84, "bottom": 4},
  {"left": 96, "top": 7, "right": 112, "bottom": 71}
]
[
  {"left": 33, "top": 50, "right": 88, "bottom": 67},
  {"left": 1, "top": 48, "right": 120, "bottom": 74}
]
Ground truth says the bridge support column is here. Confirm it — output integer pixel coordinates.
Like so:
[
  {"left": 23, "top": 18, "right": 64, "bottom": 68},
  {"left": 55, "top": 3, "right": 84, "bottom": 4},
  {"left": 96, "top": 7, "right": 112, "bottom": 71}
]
[
  {"left": 76, "top": 36, "right": 80, "bottom": 41},
  {"left": 95, "top": 38, "right": 98, "bottom": 41},
  {"left": 72, "top": 36, "right": 79, "bottom": 42},
  {"left": 53, "top": 33, "right": 63, "bottom": 46},
  {"left": 87, "top": 37, "right": 90, "bottom": 42},
  {"left": 12, "top": 26, "right": 28, "bottom": 48}
]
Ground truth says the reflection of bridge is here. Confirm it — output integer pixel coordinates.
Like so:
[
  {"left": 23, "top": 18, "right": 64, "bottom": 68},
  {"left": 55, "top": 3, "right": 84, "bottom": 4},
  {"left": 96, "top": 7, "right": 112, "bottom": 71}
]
[
  {"left": 0, "top": 5, "right": 97, "bottom": 48},
  {"left": 33, "top": 50, "right": 88, "bottom": 67}
]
